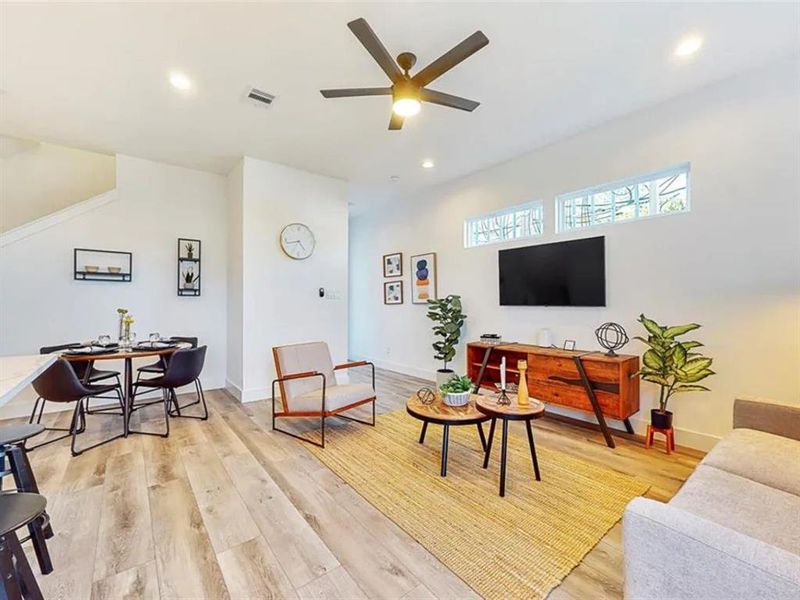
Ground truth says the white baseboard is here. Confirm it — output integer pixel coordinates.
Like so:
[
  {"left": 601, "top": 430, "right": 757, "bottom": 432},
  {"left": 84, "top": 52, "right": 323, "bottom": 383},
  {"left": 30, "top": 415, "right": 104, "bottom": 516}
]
[
  {"left": 352, "top": 353, "right": 720, "bottom": 452},
  {"left": 225, "top": 379, "right": 268, "bottom": 403}
]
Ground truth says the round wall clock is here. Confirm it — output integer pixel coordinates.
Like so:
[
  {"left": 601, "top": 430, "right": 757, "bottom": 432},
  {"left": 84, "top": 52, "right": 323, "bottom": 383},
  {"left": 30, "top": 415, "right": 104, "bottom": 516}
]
[{"left": 280, "top": 223, "right": 316, "bottom": 260}]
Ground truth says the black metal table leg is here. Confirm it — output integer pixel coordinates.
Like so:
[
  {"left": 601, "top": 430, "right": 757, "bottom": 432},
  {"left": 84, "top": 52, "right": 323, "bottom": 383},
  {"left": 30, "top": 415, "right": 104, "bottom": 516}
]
[
  {"left": 623, "top": 418, "right": 635, "bottom": 434},
  {"left": 477, "top": 422, "right": 487, "bottom": 451},
  {"left": 499, "top": 419, "right": 509, "bottom": 497},
  {"left": 525, "top": 420, "right": 541, "bottom": 481},
  {"left": 483, "top": 418, "right": 496, "bottom": 468},
  {"left": 418, "top": 421, "right": 428, "bottom": 444},
  {"left": 440, "top": 425, "right": 450, "bottom": 477},
  {"left": 573, "top": 355, "right": 616, "bottom": 448},
  {"left": 123, "top": 358, "right": 132, "bottom": 437}
]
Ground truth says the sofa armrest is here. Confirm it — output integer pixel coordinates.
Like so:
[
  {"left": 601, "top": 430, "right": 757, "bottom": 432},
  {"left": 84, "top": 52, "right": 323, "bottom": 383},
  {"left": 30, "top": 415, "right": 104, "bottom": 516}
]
[
  {"left": 734, "top": 396, "right": 800, "bottom": 441},
  {"left": 623, "top": 498, "right": 800, "bottom": 600}
]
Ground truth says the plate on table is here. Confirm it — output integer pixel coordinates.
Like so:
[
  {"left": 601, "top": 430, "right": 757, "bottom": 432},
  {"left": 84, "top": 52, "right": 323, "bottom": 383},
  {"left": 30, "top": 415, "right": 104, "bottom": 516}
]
[
  {"left": 132, "top": 342, "right": 177, "bottom": 352},
  {"left": 64, "top": 346, "right": 114, "bottom": 356}
]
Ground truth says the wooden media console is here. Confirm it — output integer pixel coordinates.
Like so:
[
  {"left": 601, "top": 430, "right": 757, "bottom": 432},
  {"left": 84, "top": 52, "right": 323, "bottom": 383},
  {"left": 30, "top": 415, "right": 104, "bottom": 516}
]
[{"left": 466, "top": 341, "right": 640, "bottom": 448}]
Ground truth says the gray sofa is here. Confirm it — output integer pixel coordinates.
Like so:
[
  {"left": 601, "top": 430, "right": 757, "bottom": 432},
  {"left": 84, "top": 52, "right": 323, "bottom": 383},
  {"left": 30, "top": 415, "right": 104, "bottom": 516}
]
[{"left": 623, "top": 397, "right": 800, "bottom": 599}]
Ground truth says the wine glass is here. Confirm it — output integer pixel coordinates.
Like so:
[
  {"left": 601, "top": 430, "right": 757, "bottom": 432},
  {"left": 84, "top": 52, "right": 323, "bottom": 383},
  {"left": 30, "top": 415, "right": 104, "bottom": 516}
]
[
  {"left": 98, "top": 334, "right": 111, "bottom": 347},
  {"left": 128, "top": 332, "right": 137, "bottom": 347},
  {"left": 149, "top": 332, "right": 161, "bottom": 346}
]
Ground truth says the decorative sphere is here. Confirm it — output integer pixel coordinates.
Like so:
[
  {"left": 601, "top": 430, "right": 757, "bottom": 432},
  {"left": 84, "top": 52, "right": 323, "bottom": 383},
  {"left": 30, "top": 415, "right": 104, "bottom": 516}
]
[
  {"left": 417, "top": 268, "right": 429, "bottom": 279},
  {"left": 416, "top": 259, "right": 427, "bottom": 270},
  {"left": 595, "top": 322, "right": 629, "bottom": 356}
]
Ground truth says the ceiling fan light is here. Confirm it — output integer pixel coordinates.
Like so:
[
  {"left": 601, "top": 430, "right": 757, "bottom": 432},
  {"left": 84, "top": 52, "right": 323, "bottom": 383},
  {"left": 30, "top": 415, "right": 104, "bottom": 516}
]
[{"left": 392, "top": 98, "right": 421, "bottom": 117}]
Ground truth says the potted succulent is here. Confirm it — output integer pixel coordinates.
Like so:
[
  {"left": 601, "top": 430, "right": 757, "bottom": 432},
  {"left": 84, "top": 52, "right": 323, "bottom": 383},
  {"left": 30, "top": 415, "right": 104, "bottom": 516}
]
[
  {"left": 182, "top": 270, "right": 199, "bottom": 290},
  {"left": 427, "top": 295, "right": 467, "bottom": 388},
  {"left": 440, "top": 375, "right": 473, "bottom": 407},
  {"left": 185, "top": 242, "right": 195, "bottom": 259},
  {"left": 635, "top": 314, "right": 715, "bottom": 429}
]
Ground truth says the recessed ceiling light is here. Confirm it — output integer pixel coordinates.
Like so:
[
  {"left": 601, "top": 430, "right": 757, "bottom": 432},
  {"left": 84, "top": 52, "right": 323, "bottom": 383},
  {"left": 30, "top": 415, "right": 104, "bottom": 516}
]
[
  {"left": 169, "top": 72, "right": 192, "bottom": 91},
  {"left": 674, "top": 35, "right": 703, "bottom": 58},
  {"left": 421, "top": 160, "right": 434, "bottom": 169}
]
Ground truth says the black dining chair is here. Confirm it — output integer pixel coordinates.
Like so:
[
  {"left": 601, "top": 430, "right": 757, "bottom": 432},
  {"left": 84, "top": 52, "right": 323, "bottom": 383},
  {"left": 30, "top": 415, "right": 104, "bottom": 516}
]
[
  {"left": 28, "top": 359, "right": 126, "bottom": 456},
  {"left": 35, "top": 343, "right": 123, "bottom": 419},
  {"left": 0, "top": 492, "right": 47, "bottom": 600},
  {"left": 135, "top": 336, "right": 198, "bottom": 380},
  {"left": 134, "top": 346, "right": 208, "bottom": 421}
]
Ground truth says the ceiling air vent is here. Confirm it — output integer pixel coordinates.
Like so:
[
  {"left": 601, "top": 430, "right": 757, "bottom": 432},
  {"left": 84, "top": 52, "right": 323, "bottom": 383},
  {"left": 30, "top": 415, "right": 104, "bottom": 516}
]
[{"left": 247, "top": 88, "right": 275, "bottom": 106}]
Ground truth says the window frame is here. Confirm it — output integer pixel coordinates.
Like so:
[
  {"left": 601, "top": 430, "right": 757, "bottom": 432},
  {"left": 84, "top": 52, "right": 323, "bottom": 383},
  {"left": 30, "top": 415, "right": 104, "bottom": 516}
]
[
  {"left": 555, "top": 163, "right": 691, "bottom": 233},
  {"left": 463, "top": 200, "right": 545, "bottom": 249}
]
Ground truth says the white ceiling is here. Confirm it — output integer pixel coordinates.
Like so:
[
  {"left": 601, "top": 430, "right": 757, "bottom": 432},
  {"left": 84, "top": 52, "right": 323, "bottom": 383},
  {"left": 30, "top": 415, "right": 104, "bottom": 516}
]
[{"left": 1, "top": 2, "right": 798, "bottom": 212}]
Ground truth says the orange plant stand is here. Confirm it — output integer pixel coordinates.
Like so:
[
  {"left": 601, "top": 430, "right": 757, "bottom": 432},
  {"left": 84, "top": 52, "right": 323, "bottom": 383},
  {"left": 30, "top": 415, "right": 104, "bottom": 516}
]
[{"left": 645, "top": 424, "right": 675, "bottom": 454}]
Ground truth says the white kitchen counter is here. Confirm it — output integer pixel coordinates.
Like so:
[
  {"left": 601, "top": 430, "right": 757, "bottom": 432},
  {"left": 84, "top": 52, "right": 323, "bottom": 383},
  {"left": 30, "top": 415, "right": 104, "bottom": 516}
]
[{"left": 0, "top": 355, "right": 57, "bottom": 407}]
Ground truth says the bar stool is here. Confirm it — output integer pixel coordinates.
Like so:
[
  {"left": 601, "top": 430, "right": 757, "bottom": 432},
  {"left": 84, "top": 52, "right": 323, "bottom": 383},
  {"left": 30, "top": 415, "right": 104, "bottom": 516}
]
[
  {"left": 0, "top": 425, "right": 53, "bottom": 576},
  {"left": 0, "top": 492, "right": 47, "bottom": 600}
]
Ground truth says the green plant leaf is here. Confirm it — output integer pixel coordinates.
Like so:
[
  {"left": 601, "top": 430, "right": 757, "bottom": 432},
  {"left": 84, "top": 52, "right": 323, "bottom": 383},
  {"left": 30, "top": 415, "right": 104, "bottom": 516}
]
[
  {"left": 663, "top": 323, "right": 701, "bottom": 338},
  {"left": 639, "top": 314, "right": 664, "bottom": 337},
  {"left": 674, "top": 384, "right": 711, "bottom": 393},
  {"left": 642, "top": 350, "right": 664, "bottom": 370},
  {"left": 683, "top": 357, "right": 712, "bottom": 373},
  {"left": 681, "top": 341, "right": 704, "bottom": 350},
  {"left": 670, "top": 343, "right": 687, "bottom": 368},
  {"left": 641, "top": 374, "right": 670, "bottom": 386},
  {"left": 677, "top": 368, "right": 715, "bottom": 383}
]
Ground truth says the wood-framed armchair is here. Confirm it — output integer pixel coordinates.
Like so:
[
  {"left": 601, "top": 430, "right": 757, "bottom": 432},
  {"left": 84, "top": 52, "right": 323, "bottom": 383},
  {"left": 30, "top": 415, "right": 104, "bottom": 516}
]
[{"left": 271, "top": 341, "right": 376, "bottom": 448}]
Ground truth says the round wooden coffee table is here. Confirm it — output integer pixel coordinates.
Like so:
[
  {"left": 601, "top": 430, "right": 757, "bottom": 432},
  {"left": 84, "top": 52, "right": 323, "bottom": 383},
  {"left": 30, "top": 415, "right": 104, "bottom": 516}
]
[
  {"left": 406, "top": 393, "right": 490, "bottom": 477},
  {"left": 476, "top": 395, "right": 546, "bottom": 497}
]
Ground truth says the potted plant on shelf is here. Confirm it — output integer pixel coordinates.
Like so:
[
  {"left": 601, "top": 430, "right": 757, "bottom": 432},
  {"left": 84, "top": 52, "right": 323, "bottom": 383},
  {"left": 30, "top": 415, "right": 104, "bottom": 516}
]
[
  {"left": 185, "top": 242, "right": 195, "bottom": 259},
  {"left": 635, "top": 314, "right": 715, "bottom": 429},
  {"left": 427, "top": 294, "right": 467, "bottom": 388},
  {"left": 439, "top": 375, "right": 473, "bottom": 407},
  {"left": 182, "top": 269, "right": 199, "bottom": 290}
]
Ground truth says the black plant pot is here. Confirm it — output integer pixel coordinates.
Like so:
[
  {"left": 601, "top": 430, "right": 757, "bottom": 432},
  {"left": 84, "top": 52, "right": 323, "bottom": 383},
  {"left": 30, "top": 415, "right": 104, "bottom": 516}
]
[{"left": 651, "top": 408, "right": 673, "bottom": 429}]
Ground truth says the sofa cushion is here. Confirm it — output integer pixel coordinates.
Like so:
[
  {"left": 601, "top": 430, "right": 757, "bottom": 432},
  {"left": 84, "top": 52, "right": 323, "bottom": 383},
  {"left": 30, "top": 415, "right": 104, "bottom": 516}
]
[
  {"left": 670, "top": 465, "right": 800, "bottom": 554},
  {"left": 291, "top": 383, "right": 375, "bottom": 414},
  {"left": 701, "top": 428, "right": 800, "bottom": 496}
]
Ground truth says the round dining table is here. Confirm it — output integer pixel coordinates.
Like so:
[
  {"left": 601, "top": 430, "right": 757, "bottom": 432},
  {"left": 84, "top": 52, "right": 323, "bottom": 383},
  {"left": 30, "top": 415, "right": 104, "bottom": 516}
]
[{"left": 62, "top": 344, "right": 186, "bottom": 437}]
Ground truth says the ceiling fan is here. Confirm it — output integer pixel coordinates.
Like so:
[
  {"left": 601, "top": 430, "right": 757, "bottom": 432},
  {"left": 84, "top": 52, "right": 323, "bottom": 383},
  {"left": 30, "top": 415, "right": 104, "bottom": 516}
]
[{"left": 320, "top": 18, "right": 489, "bottom": 130}]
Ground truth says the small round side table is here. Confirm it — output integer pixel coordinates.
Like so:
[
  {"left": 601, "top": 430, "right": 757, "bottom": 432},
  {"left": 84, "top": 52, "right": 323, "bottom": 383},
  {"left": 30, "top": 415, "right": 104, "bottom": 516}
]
[
  {"left": 406, "top": 393, "right": 490, "bottom": 477},
  {"left": 476, "top": 396, "right": 545, "bottom": 497}
]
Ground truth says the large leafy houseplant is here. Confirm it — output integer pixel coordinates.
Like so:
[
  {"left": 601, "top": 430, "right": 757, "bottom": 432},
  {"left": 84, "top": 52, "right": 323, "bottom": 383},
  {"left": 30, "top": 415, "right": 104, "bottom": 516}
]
[
  {"left": 427, "top": 295, "right": 467, "bottom": 386},
  {"left": 636, "top": 314, "right": 715, "bottom": 428}
]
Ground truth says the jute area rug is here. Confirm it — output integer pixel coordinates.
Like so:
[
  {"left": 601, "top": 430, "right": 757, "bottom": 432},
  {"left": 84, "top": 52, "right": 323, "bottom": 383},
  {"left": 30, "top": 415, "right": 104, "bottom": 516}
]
[{"left": 308, "top": 410, "right": 648, "bottom": 599}]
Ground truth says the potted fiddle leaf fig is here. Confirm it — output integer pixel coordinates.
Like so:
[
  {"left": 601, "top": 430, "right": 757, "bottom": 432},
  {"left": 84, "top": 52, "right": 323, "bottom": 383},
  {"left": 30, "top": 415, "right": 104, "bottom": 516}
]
[
  {"left": 427, "top": 295, "right": 467, "bottom": 388},
  {"left": 635, "top": 314, "right": 715, "bottom": 429}
]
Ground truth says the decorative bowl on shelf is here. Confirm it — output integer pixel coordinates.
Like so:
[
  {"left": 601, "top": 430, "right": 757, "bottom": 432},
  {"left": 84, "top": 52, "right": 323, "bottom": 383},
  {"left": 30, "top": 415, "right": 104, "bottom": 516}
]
[
  {"left": 84, "top": 265, "right": 99, "bottom": 273},
  {"left": 107, "top": 266, "right": 122, "bottom": 274}
]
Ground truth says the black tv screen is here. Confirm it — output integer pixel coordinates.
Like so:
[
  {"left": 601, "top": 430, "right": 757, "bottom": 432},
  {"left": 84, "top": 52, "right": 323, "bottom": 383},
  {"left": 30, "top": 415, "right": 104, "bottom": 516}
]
[{"left": 498, "top": 236, "right": 606, "bottom": 307}]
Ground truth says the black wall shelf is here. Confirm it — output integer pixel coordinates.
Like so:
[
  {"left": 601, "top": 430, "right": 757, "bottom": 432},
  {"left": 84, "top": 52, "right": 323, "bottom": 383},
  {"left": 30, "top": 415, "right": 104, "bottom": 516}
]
[
  {"left": 74, "top": 248, "right": 132, "bottom": 282},
  {"left": 178, "top": 238, "right": 201, "bottom": 297}
]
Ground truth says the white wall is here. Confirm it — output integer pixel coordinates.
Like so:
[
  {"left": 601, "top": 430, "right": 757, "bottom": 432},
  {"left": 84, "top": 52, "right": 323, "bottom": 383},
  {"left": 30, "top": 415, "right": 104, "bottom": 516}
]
[
  {"left": 349, "top": 59, "right": 800, "bottom": 450},
  {"left": 226, "top": 159, "right": 244, "bottom": 392},
  {"left": 225, "top": 157, "right": 349, "bottom": 402},
  {"left": 0, "top": 155, "right": 228, "bottom": 418},
  {"left": 0, "top": 139, "right": 116, "bottom": 232}
]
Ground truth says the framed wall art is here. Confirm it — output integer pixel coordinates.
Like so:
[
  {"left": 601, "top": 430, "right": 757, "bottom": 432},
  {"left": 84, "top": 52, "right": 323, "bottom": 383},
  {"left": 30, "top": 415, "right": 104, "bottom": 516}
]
[
  {"left": 384, "top": 280, "right": 403, "bottom": 305},
  {"left": 410, "top": 252, "right": 437, "bottom": 304},
  {"left": 383, "top": 252, "right": 403, "bottom": 277}
]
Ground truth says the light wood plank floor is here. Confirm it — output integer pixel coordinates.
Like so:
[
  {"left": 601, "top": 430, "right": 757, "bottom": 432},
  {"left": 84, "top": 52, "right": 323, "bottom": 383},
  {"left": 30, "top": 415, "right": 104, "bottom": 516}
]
[{"left": 3, "top": 368, "right": 702, "bottom": 599}]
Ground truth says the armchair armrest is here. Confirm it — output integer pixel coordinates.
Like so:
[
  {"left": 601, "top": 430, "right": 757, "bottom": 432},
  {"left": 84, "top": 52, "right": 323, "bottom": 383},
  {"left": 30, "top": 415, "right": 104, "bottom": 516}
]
[
  {"left": 279, "top": 370, "right": 321, "bottom": 382},
  {"left": 734, "top": 396, "right": 800, "bottom": 441},
  {"left": 334, "top": 360, "right": 370, "bottom": 370},
  {"left": 623, "top": 498, "right": 800, "bottom": 599}
]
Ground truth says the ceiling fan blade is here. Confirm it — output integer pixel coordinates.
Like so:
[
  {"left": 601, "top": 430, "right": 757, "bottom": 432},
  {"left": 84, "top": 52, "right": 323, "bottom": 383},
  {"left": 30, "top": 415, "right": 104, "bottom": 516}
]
[
  {"left": 388, "top": 112, "right": 404, "bottom": 130},
  {"left": 412, "top": 31, "right": 489, "bottom": 88},
  {"left": 347, "top": 18, "right": 403, "bottom": 83},
  {"left": 320, "top": 87, "right": 392, "bottom": 98},
  {"left": 420, "top": 89, "right": 480, "bottom": 112}
]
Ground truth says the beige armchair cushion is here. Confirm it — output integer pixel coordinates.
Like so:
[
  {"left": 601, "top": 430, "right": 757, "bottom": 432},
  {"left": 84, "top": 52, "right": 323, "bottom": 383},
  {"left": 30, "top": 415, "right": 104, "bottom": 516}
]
[{"left": 292, "top": 383, "right": 375, "bottom": 414}]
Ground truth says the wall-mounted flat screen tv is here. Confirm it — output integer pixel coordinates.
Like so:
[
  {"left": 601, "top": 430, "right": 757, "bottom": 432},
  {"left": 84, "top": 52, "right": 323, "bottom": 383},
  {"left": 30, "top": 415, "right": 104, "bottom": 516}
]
[{"left": 498, "top": 236, "right": 606, "bottom": 307}]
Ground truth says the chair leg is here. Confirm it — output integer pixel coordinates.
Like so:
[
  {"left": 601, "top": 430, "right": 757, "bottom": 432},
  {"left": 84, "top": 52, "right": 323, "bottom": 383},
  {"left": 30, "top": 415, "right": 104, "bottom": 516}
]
[
  {"left": 3, "top": 530, "right": 44, "bottom": 600},
  {"left": 126, "top": 388, "right": 169, "bottom": 438},
  {"left": 28, "top": 398, "right": 42, "bottom": 425},
  {"left": 70, "top": 394, "right": 126, "bottom": 456},
  {"left": 7, "top": 446, "right": 54, "bottom": 560},
  {"left": 167, "top": 380, "right": 208, "bottom": 420}
]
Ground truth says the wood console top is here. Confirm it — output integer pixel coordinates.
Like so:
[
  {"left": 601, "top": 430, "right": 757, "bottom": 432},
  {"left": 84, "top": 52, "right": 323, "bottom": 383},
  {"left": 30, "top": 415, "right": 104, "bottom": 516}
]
[{"left": 467, "top": 341, "right": 638, "bottom": 363}]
